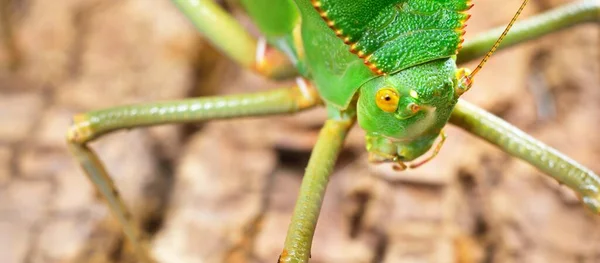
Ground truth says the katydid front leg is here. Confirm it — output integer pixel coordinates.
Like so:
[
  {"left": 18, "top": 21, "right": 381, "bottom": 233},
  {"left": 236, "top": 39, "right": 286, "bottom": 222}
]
[
  {"left": 67, "top": 83, "right": 320, "bottom": 262},
  {"left": 450, "top": 99, "right": 600, "bottom": 214},
  {"left": 279, "top": 115, "right": 355, "bottom": 263},
  {"left": 172, "top": 0, "right": 298, "bottom": 79}
]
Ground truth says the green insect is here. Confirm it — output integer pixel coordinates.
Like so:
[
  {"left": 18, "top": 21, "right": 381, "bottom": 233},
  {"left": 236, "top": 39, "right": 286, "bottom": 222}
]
[{"left": 66, "top": 0, "right": 600, "bottom": 262}]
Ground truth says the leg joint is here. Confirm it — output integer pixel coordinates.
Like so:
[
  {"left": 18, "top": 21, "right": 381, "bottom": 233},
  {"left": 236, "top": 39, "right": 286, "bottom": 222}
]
[{"left": 66, "top": 113, "right": 94, "bottom": 145}]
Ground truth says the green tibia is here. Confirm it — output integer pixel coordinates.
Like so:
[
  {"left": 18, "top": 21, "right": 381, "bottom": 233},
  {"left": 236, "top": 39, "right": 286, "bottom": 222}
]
[{"left": 358, "top": 58, "right": 458, "bottom": 162}]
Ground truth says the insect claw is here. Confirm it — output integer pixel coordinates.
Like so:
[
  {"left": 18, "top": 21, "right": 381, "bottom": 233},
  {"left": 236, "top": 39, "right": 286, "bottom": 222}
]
[{"left": 393, "top": 162, "right": 407, "bottom": 171}]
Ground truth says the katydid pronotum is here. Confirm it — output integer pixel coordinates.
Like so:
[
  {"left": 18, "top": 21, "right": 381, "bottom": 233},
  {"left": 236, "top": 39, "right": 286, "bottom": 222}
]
[{"left": 66, "top": 0, "right": 600, "bottom": 262}]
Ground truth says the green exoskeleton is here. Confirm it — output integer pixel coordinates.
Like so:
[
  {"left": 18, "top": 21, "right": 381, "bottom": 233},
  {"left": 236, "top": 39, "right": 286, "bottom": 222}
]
[
  {"left": 297, "top": 0, "right": 471, "bottom": 169},
  {"left": 66, "top": 0, "right": 600, "bottom": 262}
]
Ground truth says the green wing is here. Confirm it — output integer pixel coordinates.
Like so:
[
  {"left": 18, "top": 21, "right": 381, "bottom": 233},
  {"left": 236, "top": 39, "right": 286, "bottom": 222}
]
[
  {"left": 313, "top": 0, "right": 471, "bottom": 74},
  {"left": 295, "top": 0, "right": 376, "bottom": 109},
  {"left": 240, "top": 0, "right": 299, "bottom": 37}
]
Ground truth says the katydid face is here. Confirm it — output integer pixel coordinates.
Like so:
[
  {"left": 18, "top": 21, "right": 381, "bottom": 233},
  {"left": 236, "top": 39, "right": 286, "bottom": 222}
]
[{"left": 357, "top": 58, "right": 459, "bottom": 163}]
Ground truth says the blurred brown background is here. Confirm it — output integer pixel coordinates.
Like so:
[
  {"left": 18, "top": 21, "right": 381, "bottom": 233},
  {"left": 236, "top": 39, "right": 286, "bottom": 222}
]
[{"left": 0, "top": 0, "right": 599, "bottom": 262}]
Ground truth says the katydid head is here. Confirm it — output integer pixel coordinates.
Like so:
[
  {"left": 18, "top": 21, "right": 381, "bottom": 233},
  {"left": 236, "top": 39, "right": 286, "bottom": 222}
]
[
  {"left": 356, "top": 0, "right": 530, "bottom": 167},
  {"left": 357, "top": 58, "right": 460, "bottom": 165}
]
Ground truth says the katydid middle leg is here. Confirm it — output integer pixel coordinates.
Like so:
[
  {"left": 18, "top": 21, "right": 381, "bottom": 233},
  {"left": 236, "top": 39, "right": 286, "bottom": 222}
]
[{"left": 67, "top": 83, "right": 320, "bottom": 262}]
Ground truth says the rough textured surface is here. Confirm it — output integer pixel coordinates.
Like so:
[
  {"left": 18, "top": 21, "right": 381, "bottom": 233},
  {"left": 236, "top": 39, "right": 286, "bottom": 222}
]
[{"left": 0, "top": 0, "right": 599, "bottom": 263}]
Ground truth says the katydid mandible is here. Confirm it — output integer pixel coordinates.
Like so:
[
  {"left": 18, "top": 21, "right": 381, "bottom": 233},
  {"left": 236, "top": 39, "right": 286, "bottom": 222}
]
[{"left": 66, "top": 0, "right": 600, "bottom": 262}]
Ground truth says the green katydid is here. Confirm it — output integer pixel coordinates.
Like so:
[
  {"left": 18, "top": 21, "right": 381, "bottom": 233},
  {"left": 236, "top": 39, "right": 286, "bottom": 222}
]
[{"left": 66, "top": 0, "right": 600, "bottom": 262}]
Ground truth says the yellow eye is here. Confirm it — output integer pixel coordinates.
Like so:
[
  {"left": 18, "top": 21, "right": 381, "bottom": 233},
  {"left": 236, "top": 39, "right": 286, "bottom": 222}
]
[{"left": 375, "top": 88, "right": 400, "bottom": 113}]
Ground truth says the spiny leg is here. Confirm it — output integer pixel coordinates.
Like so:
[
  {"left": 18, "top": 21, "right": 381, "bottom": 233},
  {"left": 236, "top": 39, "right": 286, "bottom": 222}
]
[
  {"left": 278, "top": 117, "right": 355, "bottom": 263},
  {"left": 450, "top": 99, "right": 600, "bottom": 214},
  {"left": 67, "top": 82, "right": 320, "bottom": 262},
  {"left": 457, "top": 0, "right": 599, "bottom": 64},
  {"left": 172, "top": 0, "right": 297, "bottom": 79}
]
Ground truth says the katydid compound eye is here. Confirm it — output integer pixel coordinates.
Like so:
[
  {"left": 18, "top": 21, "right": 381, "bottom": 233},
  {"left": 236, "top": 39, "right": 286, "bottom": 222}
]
[{"left": 375, "top": 88, "right": 399, "bottom": 113}]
